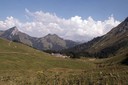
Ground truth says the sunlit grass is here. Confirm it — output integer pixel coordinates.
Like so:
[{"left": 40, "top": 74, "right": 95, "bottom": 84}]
[{"left": 0, "top": 38, "right": 128, "bottom": 85}]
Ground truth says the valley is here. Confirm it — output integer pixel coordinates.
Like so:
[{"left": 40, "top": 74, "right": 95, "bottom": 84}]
[
  {"left": 0, "top": 38, "right": 128, "bottom": 85},
  {"left": 0, "top": 17, "right": 128, "bottom": 85},
  {"left": 0, "top": 0, "right": 128, "bottom": 85}
]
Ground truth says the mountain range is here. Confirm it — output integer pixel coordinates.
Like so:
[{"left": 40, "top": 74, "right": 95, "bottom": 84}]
[
  {"left": 0, "top": 18, "right": 128, "bottom": 85},
  {"left": 0, "top": 26, "right": 78, "bottom": 51},
  {"left": 0, "top": 17, "right": 128, "bottom": 59},
  {"left": 62, "top": 17, "right": 128, "bottom": 58}
]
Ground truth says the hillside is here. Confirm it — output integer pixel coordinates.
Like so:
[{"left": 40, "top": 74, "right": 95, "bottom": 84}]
[
  {"left": 0, "top": 38, "right": 128, "bottom": 84},
  {"left": 36, "top": 34, "right": 78, "bottom": 51},
  {"left": 0, "top": 38, "right": 94, "bottom": 70},
  {"left": 63, "top": 17, "right": 128, "bottom": 58},
  {"left": 88, "top": 17, "right": 128, "bottom": 57},
  {"left": 0, "top": 27, "right": 78, "bottom": 51}
]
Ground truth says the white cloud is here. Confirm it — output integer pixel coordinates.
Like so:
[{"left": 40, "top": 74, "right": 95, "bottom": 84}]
[
  {"left": 0, "top": 9, "right": 120, "bottom": 41},
  {"left": 0, "top": 16, "right": 21, "bottom": 30}
]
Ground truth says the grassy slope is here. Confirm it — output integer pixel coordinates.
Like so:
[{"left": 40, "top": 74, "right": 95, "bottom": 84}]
[
  {"left": 0, "top": 38, "right": 128, "bottom": 85},
  {"left": 94, "top": 47, "right": 128, "bottom": 66},
  {"left": 0, "top": 38, "right": 95, "bottom": 70}
]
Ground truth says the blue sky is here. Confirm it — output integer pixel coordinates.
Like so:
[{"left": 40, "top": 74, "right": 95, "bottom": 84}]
[
  {"left": 0, "top": 0, "right": 127, "bottom": 41},
  {"left": 0, "top": 0, "right": 128, "bottom": 21}
]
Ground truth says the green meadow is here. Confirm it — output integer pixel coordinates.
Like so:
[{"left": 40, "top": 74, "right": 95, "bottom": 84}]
[{"left": 0, "top": 38, "right": 128, "bottom": 85}]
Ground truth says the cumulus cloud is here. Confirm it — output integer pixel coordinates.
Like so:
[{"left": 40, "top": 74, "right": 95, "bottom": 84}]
[
  {"left": 0, "top": 9, "right": 120, "bottom": 41},
  {"left": 0, "top": 16, "right": 21, "bottom": 30}
]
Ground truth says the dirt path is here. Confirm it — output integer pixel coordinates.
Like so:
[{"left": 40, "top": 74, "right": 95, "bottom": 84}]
[{"left": 8, "top": 41, "right": 12, "bottom": 46}]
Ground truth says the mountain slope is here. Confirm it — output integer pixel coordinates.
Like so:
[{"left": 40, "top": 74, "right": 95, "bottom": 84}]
[
  {"left": 0, "top": 30, "right": 4, "bottom": 35},
  {"left": 0, "top": 27, "right": 78, "bottom": 51},
  {"left": 34, "top": 34, "right": 77, "bottom": 51},
  {"left": 63, "top": 17, "right": 128, "bottom": 58},
  {"left": 88, "top": 17, "right": 128, "bottom": 57},
  {"left": 0, "top": 26, "right": 35, "bottom": 46},
  {"left": 88, "top": 17, "right": 128, "bottom": 53}
]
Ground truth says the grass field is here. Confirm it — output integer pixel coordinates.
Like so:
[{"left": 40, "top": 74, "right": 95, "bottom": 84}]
[{"left": 0, "top": 38, "right": 128, "bottom": 85}]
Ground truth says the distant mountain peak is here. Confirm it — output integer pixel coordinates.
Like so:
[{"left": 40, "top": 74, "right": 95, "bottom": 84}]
[
  {"left": 44, "top": 34, "right": 60, "bottom": 39},
  {"left": 47, "top": 34, "right": 59, "bottom": 37},
  {"left": 8, "top": 26, "right": 19, "bottom": 35},
  {"left": 0, "top": 27, "right": 78, "bottom": 51},
  {"left": 10, "top": 26, "right": 18, "bottom": 31}
]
